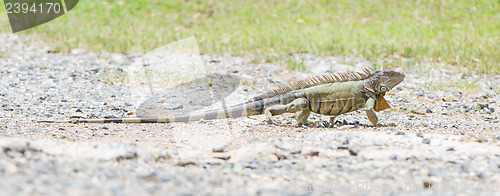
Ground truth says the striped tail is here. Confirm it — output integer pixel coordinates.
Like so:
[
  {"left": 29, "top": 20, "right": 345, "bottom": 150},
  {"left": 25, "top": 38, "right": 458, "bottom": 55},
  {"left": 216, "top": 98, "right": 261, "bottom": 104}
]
[{"left": 37, "top": 98, "right": 276, "bottom": 123}]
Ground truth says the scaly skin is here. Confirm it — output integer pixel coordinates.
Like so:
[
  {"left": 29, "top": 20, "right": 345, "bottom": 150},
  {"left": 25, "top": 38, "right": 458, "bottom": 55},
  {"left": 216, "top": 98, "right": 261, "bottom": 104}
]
[{"left": 38, "top": 69, "right": 405, "bottom": 126}]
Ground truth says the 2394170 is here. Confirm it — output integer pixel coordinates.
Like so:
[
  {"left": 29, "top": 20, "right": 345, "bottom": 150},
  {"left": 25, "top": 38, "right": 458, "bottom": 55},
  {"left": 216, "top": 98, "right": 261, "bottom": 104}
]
[{"left": 5, "top": 2, "right": 62, "bottom": 14}]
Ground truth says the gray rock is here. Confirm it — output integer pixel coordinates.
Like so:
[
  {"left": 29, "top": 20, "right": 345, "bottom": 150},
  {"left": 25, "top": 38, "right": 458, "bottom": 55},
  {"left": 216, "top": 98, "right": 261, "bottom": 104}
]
[
  {"left": 212, "top": 144, "right": 228, "bottom": 153},
  {"left": 348, "top": 146, "right": 360, "bottom": 156},
  {"left": 337, "top": 145, "right": 348, "bottom": 150},
  {"left": 422, "top": 138, "right": 431, "bottom": 144},
  {"left": 214, "top": 156, "right": 231, "bottom": 160}
]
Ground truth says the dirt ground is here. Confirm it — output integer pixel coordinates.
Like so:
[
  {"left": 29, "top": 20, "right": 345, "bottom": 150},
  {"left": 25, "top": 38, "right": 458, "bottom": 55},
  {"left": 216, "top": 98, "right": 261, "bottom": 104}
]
[{"left": 0, "top": 34, "right": 499, "bottom": 195}]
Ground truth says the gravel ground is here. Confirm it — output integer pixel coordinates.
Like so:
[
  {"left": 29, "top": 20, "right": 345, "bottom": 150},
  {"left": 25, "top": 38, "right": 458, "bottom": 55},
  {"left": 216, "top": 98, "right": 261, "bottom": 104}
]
[{"left": 0, "top": 34, "right": 499, "bottom": 195}]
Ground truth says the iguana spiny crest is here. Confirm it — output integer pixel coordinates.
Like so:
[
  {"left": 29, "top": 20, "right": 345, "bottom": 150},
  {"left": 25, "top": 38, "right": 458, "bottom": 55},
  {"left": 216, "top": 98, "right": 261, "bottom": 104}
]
[{"left": 250, "top": 67, "right": 374, "bottom": 102}]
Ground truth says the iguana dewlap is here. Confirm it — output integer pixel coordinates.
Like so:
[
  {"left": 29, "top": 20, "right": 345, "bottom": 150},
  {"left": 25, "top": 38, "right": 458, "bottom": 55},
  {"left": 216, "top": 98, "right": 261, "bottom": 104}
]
[{"left": 39, "top": 68, "right": 405, "bottom": 126}]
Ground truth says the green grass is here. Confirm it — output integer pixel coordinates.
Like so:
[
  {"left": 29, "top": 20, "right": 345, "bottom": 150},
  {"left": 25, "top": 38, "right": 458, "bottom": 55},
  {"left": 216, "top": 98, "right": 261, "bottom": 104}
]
[
  {"left": 0, "top": 0, "right": 498, "bottom": 74},
  {"left": 429, "top": 78, "right": 480, "bottom": 93}
]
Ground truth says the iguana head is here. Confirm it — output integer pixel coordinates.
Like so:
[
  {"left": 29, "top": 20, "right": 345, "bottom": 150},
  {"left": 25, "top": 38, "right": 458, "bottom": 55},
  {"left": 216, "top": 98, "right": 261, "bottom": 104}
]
[{"left": 364, "top": 70, "right": 405, "bottom": 96}]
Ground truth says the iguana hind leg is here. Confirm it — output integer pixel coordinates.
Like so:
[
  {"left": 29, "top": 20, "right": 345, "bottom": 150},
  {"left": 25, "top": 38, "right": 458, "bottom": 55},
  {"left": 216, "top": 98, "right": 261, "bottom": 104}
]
[{"left": 264, "top": 98, "right": 310, "bottom": 125}]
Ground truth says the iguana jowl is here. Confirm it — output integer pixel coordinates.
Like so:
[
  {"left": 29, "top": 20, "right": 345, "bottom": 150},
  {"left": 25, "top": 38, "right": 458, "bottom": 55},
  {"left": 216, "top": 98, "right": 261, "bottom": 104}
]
[{"left": 40, "top": 68, "right": 405, "bottom": 126}]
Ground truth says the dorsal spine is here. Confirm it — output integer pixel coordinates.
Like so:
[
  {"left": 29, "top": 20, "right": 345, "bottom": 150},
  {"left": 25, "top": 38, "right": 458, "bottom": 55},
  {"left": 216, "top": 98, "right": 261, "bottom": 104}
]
[{"left": 249, "top": 67, "right": 374, "bottom": 102}]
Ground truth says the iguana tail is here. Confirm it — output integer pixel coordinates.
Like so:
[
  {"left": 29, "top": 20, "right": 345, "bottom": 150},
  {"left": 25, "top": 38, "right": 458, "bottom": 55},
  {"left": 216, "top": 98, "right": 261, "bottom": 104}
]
[{"left": 38, "top": 95, "right": 288, "bottom": 123}]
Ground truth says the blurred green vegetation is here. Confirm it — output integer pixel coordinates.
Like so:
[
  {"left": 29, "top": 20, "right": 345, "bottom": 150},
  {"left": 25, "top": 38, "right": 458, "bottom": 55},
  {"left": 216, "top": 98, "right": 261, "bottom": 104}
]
[{"left": 0, "top": 0, "right": 498, "bottom": 74}]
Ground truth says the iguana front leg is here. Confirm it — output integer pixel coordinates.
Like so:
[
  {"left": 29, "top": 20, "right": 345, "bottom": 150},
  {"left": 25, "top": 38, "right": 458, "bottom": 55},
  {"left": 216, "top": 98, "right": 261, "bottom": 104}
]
[
  {"left": 264, "top": 98, "right": 310, "bottom": 125},
  {"left": 365, "top": 97, "right": 378, "bottom": 126}
]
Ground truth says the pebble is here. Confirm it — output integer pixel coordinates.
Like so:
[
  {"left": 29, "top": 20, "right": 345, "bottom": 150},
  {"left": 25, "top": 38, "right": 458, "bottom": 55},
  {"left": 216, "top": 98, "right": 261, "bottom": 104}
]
[
  {"left": 212, "top": 144, "right": 228, "bottom": 153},
  {"left": 475, "top": 135, "right": 488, "bottom": 143},
  {"left": 477, "top": 171, "right": 487, "bottom": 179},
  {"left": 423, "top": 181, "right": 433, "bottom": 189},
  {"left": 214, "top": 156, "right": 231, "bottom": 160},
  {"left": 422, "top": 138, "right": 431, "bottom": 144},
  {"left": 477, "top": 103, "right": 489, "bottom": 110},
  {"left": 274, "top": 152, "right": 287, "bottom": 160},
  {"left": 337, "top": 145, "right": 349, "bottom": 150},
  {"left": 348, "top": 146, "right": 360, "bottom": 156}
]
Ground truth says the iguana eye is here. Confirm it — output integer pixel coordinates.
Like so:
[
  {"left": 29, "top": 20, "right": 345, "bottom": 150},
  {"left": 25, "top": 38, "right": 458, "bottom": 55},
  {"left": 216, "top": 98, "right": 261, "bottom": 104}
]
[{"left": 380, "top": 86, "right": 388, "bottom": 92}]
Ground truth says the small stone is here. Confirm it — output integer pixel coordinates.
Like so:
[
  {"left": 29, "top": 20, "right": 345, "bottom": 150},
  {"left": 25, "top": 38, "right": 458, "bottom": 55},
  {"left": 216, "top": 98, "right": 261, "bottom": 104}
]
[
  {"left": 348, "top": 146, "right": 360, "bottom": 156},
  {"left": 410, "top": 109, "right": 425, "bottom": 115},
  {"left": 69, "top": 114, "right": 85, "bottom": 119},
  {"left": 395, "top": 131, "right": 405, "bottom": 135},
  {"left": 337, "top": 145, "right": 348, "bottom": 150},
  {"left": 416, "top": 132, "right": 423, "bottom": 138},
  {"left": 477, "top": 94, "right": 488, "bottom": 100},
  {"left": 274, "top": 152, "right": 287, "bottom": 160},
  {"left": 484, "top": 116, "right": 497, "bottom": 122},
  {"left": 477, "top": 103, "right": 489, "bottom": 110},
  {"left": 290, "top": 150, "right": 301, "bottom": 154},
  {"left": 422, "top": 138, "right": 431, "bottom": 144},
  {"left": 460, "top": 130, "right": 465, "bottom": 135},
  {"left": 475, "top": 135, "right": 488, "bottom": 143},
  {"left": 75, "top": 130, "right": 85, "bottom": 134},
  {"left": 214, "top": 156, "right": 231, "bottom": 160},
  {"left": 477, "top": 171, "right": 487, "bottom": 179},
  {"left": 425, "top": 108, "right": 432, "bottom": 113},
  {"left": 446, "top": 147, "right": 455, "bottom": 151},
  {"left": 4, "top": 161, "right": 18, "bottom": 173},
  {"left": 495, "top": 135, "right": 500, "bottom": 140},
  {"left": 177, "top": 161, "right": 196, "bottom": 167},
  {"left": 386, "top": 122, "right": 397, "bottom": 127},
  {"left": 428, "top": 168, "right": 438, "bottom": 176},
  {"left": 232, "top": 162, "right": 243, "bottom": 173},
  {"left": 301, "top": 147, "right": 319, "bottom": 156},
  {"left": 423, "top": 181, "right": 433, "bottom": 189},
  {"left": 212, "top": 144, "right": 228, "bottom": 153},
  {"left": 460, "top": 163, "right": 470, "bottom": 173}
]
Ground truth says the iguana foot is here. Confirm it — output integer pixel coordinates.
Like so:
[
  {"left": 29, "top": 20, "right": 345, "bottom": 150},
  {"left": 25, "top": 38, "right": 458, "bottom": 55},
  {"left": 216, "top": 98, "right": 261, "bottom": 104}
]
[{"left": 297, "top": 120, "right": 334, "bottom": 128}]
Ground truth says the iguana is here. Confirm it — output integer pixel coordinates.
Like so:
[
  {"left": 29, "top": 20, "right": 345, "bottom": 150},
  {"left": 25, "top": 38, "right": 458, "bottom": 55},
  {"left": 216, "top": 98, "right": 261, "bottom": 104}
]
[{"left": 39, "top": 68, "right": 405, "bottom": 126}]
